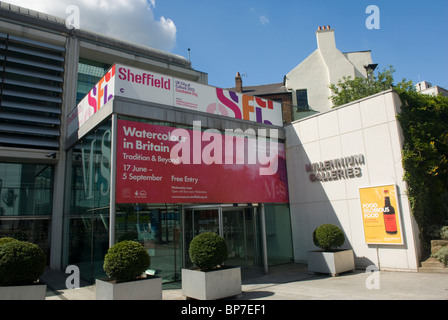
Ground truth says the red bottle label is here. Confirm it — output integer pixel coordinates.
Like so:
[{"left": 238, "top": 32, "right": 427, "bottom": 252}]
[{"left": 384, "top": 213, "right": 397, "bottom": 233}]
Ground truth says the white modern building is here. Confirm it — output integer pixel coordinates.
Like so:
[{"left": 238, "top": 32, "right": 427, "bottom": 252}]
[
  {"left": 285, "top": 89, "right": 421, "bottom": 271},
  {"left": 285, "top": 26, "right": 374, "bottom": 115},
  {"left": 415, "top": 81, "right": 448, "bottom": 98}
]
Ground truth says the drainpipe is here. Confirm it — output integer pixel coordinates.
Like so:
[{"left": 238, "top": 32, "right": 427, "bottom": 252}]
[
  {"left": 260, "top": 204, "right": 268, "bottom": 275},
  {"left": 109, "top": 114, "right": 118, "bottom": 247}
]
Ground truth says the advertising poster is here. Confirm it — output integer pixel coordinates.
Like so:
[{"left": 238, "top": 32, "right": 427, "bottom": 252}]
[
  {"left": 359, "top": 184, "right": 403, "bottom": 244},
  {"left": 115, "top": 119, "right": 289, "bottom": 204}
]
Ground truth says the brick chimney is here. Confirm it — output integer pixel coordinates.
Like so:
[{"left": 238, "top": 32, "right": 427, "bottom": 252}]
[{"left": 235, "top": 72, "right": 243, "bottom": 93}]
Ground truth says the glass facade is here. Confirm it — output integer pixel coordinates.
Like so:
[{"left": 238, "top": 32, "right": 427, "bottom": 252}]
[
  {"left": 76, "top": 59, "right": 111, "bottom": 105},
  {"left": 115, "top": 204, "right": 182, "bottom": 282},
  {"left": 265, "top": 204, "right": 294, "bottom": 265},
  {"left": 0, "top": 162, "right": 53, "bottom": 262},
  {"left": 63, "top": 114, "right": 294, "bottom": 282},
  {"left": 65, "top": 119, "right": 112, "bottom": 282}
]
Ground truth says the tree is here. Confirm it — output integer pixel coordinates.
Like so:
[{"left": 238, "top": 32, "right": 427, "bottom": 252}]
[
  {"left": 329, "top": 65, "right": 410, "bottom": 107},
  {"left": 329, "top": 66, "right": 448, "bottom": 255}
]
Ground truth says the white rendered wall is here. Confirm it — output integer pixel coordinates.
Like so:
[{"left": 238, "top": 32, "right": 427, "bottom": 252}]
[
  {"left": 286, "top": 28, "right": 372, "bottom": 114},
  {"left": 285, "top": 90, "right": 421, "bottom": 272}
]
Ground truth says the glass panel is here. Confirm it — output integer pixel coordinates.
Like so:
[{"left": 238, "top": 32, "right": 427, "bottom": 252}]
[
  {"left": 115, "top": 204, "right": 182, "bottom": 283},
  {"left": 265, "top": 204, "right": 294, "bottom": 265},
  {"left": 222, "top": 208, "right": 247, "bottom": 267},
  {"left": 65, "top": 119, "right": 112, "bottom": 282},
  {"left": 69, "top": 120, "right": 111, "bottom": 216},
  {"left": 0, "top": 218, "right": 51, "bottom": 264},
  {"left": 67, "top": 214, "right": 109, "bottom": 283},
  {"left": 222, "top": 207, "right": 262, "bottom": 268},
  {"left": 76, "top": 59, "right": 111, "bottom": 105},
  {"left": 0, "top": 162, "right": 54, "bottom": 216}
]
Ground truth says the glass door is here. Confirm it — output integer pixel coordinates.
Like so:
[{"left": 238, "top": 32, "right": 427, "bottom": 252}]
[
  {"left": 222, "top": 207, "right": 262, "bottom": 268},
  {"left": 222, "top": 208, "right": 247, "bottom": 267},
  {"left": 183, "top": 205, "right": 262, "bottom": 270}
]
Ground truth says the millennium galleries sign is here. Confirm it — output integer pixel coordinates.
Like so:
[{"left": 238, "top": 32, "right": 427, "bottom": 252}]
[{"left": 305, "top": 154, "right": 366, "bottom": 182}]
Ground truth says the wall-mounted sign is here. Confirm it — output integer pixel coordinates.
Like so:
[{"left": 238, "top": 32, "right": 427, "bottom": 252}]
[
  {"left": 68, "top": 64, "right": 283, "bottom": 137},
  {"left": 305, "top": 154, "right": 365, "bottom": 182},
  {"left": 359, "top": 184, "right": 403, "bottom": 245},
  {"left": 115, "top": 119, "right": 289, "bottom": 204}
]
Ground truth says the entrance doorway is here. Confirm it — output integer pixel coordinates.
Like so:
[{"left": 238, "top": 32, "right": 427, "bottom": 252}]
[{"left": 183, "top": 205, "right": 262, "bottom": 270}]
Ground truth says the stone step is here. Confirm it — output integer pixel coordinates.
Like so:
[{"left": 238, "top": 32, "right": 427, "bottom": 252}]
[
  {"left": 421, "top": 258, "right": 445, "bottom": 268},
  {"left": 419, "top": 257, "right": 448, "bottom": 273}
]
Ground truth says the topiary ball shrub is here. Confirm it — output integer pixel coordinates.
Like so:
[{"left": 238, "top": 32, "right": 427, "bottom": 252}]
[
  {"left": 0, "top": 237, "right": 19, "bottom": 246},
  {"left": 103, "top": 240, "right": 150, "bottom": 282},
  {"left": 189, "top": 232, "right": 228, "bottom": 271},
  {"left": 313, "top": 224, "right": 345, "bottom": 251},
  {"left": 0, "top": 240, "right": 46, "bottom": 286}
]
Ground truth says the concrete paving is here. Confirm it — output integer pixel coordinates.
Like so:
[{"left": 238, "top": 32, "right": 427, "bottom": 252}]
[{"left": 41, "top": 263, "right": 448, "bottom": 300}]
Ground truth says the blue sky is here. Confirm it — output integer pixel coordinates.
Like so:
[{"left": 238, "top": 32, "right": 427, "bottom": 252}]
[
  {"left": 7, "top": 0, "right": 448, "bottom": 90},
  {"left": 154, "top": 0, "right": 448, "bottom": 89}
]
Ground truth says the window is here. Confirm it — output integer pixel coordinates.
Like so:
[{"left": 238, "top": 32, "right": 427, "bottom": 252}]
[
  {"left": 296, "top": 89, "right": 309, "bottom": 110},
  {"left": 77, "top": 58, "right": 111, "bottom": 105},
  {"left": 0, "top": 162, "right": 53, "bottom": 264},
  {"left": 0, "top": 162, "right": 54, "bottom": 216}
]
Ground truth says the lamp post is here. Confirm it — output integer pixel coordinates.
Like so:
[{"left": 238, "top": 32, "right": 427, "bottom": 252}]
[{"left": 364, "top": 63, "right": 378, "bottom": 84}]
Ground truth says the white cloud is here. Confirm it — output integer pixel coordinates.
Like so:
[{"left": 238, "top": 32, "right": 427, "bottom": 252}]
[
  {"left": 5, "top": 0, "right": 177, "bottom": 51},
  {"left": 259, "top": 15, "right": 270, "bottom": 25}
]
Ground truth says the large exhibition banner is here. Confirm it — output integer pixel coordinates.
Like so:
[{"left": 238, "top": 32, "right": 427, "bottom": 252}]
[
  {"left": 115, "top": 119, "right": 289, "bottom": 204},
  {"left": 359, "top": 184, "right": 403, "bottom": 245},
  {"left": 68, "top": 64, "right": 284, "bottom": 137}
]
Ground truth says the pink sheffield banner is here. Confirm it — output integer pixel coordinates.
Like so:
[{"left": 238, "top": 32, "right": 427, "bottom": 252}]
[{"left": 115, "top": 119, "right": 288, "bottom": 204}]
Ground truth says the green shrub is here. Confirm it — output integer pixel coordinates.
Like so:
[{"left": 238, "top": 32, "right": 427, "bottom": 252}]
[
  {"left": 313, "top": 224, "right": 345, "bottom": 251},
  {"left": 189, "top": 232, "right": 228, "bottom": 271},
  {"left": 0, "top": 240, "right": 46, "bottom": 286},
  {"left": 432, "top": 247, "right": 448, "bottom": 266},
  {"left": 440, "top": 226, "right": 448, "bottom": 240},
  {"left": 103, "top": 240, "right": 150, "bottom": 282},
  {"left": 0, "top": 237, "right": 19, "bottom": 246}
]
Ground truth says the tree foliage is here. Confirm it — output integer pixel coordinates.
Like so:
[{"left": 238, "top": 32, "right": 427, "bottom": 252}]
[{"left": 329, "top": 67, "right": 448, "bottom": 254}]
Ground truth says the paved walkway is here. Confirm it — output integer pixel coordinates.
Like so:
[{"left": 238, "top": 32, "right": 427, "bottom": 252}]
[{"left": 42, "top": 263, "right": 448, "bottom": 300}]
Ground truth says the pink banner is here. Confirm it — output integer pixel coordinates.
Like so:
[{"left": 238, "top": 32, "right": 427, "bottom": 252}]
[{"left": 116, "top": 119, "right": 288, "bottom": 204}]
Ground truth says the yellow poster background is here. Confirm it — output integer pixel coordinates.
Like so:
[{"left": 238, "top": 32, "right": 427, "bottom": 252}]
[{"left": 359, "top": 184, "right": 403, "bottom": 245}]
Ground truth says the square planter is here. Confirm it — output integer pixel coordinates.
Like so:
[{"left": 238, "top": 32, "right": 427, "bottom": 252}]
[
  {"left": 0, "top": 283, "right": 47, "bottom": 300},
  {"left": 307, "top": 249, "right": 355, "bottom": 277},
  {"left": 182, "top": 266, "right": 242, "bottom": 300},
  {"left": 96, "top": 276, "right": 162, "bottom": 300}
]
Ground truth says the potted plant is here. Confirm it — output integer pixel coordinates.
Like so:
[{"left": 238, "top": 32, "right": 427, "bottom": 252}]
[
  {"left": 96, "top": 240, "right": 161, "bottom": 300},
  {"left": 0, "top": 238, "right": 47, "bottom": 300},
  {"left": 182, "top": 232, "right": 242, "bottom": 300},
  {"left": 307, "top": 224, "right": 355, "bottom": 277}
]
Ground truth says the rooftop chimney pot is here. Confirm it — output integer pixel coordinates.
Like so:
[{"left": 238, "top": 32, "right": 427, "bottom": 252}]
[{"left": 235, "top": 72, "right": 243, "bottom": 93}]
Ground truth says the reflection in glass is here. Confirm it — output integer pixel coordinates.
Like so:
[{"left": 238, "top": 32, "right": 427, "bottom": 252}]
[
  {"left": 0, "top": 162, "right": 53, "bottom": 216},
  {"left": 116, "top": 204, "right": 182, "bottom": 282},
  {"left": 65, "top": 120, "right": 112, "bottom": 282}
]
